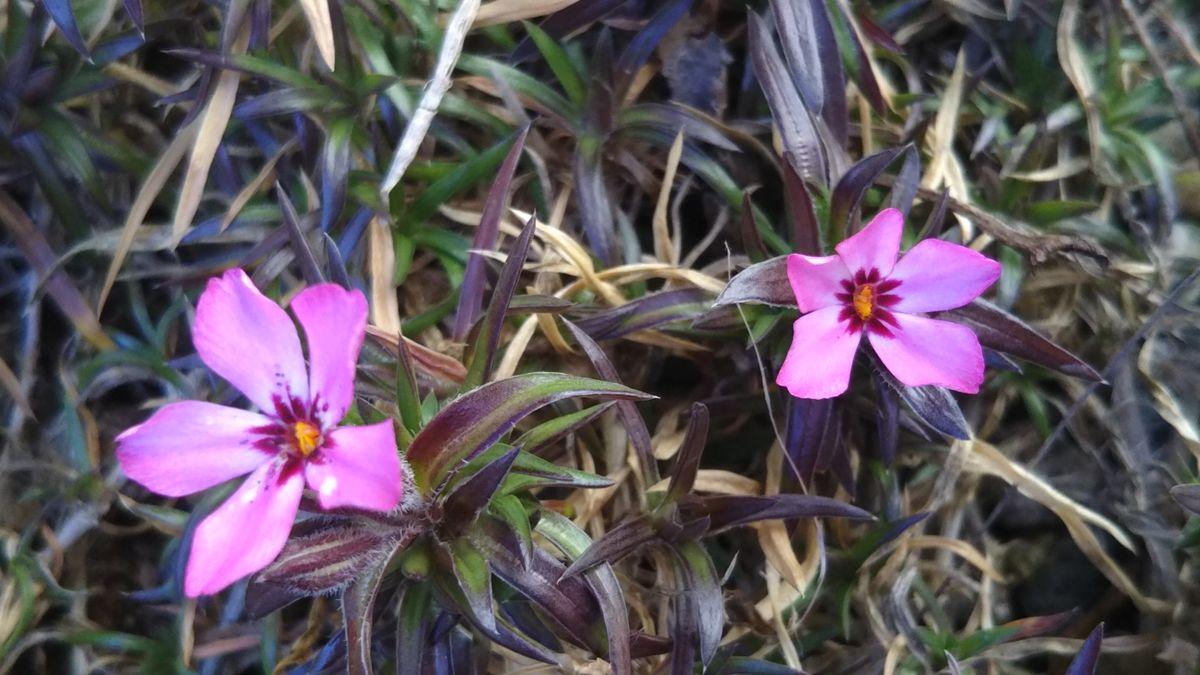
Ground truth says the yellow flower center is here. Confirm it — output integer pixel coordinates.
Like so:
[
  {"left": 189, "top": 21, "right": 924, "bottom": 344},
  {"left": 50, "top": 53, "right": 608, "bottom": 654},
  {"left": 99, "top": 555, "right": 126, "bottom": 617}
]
[
  {"left": 853, "top": 284, "right": 875, "bottom": 321},
  {"left": 292, "top": 421, "right": 322, "bottom": 457}
]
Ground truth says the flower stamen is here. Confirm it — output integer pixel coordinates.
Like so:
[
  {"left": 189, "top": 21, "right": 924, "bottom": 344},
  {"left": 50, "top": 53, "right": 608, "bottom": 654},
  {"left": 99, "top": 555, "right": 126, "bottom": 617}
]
[
  {"left": 292, "top": 421, "right": 322, "bottom": 457},
  {"left": 852, "top": 284, "right": 875, "bottom": 321}
]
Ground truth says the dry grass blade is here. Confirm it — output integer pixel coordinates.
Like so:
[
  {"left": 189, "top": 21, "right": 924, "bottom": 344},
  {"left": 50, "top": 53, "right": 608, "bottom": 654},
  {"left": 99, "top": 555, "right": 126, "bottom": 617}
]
[
  {"left": 97, "top": 120, "right": 198, "bottom": 314},
  {"left": 0, "top": 192, "right": 115, "bottom": 352},
  {"left": 0, "top": 354, "right": 33, "bottom": 420},
  {"left": 380, "top": 0, "right": 481, "bottom": 197},
  {"left": 172, "top": 28, "right": 248, "bottom": 242},
  {"left": 1057, "top": 0, "right": 1105, "bottom": 173},
  {"left": 474, "top": 0, "right": 576, "bottom": 27},
  {"left": 298, "top": 0, "right": 336, "bottom": 71},
  {"left": 921, "top": 49, "right": 965, "bottom": 193},
  {"left": 221, "top": 139, "right": 298, "bottom": 233},
  {"left": 368, "top": 216, "right": 401, "bottom": 335},
  {"left": 652, "top": 131, "right": 684, "bottom": 266},
  {"left": 964, "top": 440, "right": 1169, "bottom": 613}
]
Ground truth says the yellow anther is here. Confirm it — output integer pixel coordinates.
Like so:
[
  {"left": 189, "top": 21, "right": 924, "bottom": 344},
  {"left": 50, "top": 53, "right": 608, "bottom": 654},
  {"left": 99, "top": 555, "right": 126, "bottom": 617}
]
[
  {"left": 853, "top": 285, "right": 875, "bottom": 321},
  {"left": 293, "top": 421, "right": 322, "bottom": 457}
]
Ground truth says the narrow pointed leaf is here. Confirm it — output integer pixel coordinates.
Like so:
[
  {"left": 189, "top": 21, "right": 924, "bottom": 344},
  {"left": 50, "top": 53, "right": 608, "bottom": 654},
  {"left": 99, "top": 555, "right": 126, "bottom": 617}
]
[
  {"left": 319, "top": 118, "right": 354, "bottom": 232},
  {"left": 537, "top": 511, "right": 633, "bottom": 675},
  {"left": 786, "top": 396, "right": 839, "bottom": 484},
  {"left": 574, "top": 141, "right": 620, "bottom": 265},
  {"left": 276, "top": 182, "right": 324, "bottom": 284},
  {"left": 449, "top": 537, "right": 495, "bottom": 632},
  {"left": 463, "top": 213, "right": 537, "bottom": 389},
  {"left": 441, "top": 447, "right": 520, "bottom": 532},
  {"left": 573, "top": 289, "right": 713, "bottom": 341},
  {"left": 669, "top": 541, "right": 723, "bottom": 665},
  {"left": 343, "top": 551, "right": 392, "bottom": 675},
  {"left": 44, "top": 0, "right": 89, "bottom": 57},
  {"left": 748, "top": 12, "right": 826, "bottom": 186},
  {"left": 873, "top": 355, "right": 971, "bottom": 439},
  {"left": 829, "top": 146, "right": 908, "bottom": 241},
  {"left": 563, "top": 320, "right": 658, "bottom": 484},
  {"left": 615, "top": 0, "right": 693, "bottom": 86},
  {"left": 560, "top": 515, "right": 657, "bottom": 580},
  {"left": 770, "top": 0, "right": 823, "bottom": 111},
  {"left": 1066, "top": 624, "right": 1104, "bottom": 675},
  {"left": 713, "top": 256, "right": 793, "bottom": 307},
  {"left": 783, "top": 156, "right": 822, "bottom": 254},
  {"left": 665, "top": 403, "right": 710, "bottom": 504},
  {"left": 454, "top": 125, "right": 529, "bottom": 340},
  {"left": 689, "top": 494, "right": 873, "bottom": 533},
  {"left": 395, "top": 583, "right": 432, "bottom": 675},
  {"left": 943, "top": 300, "right": 1102, "bottom": 381},
  {"left": 1171, "top": 485, "right": 1200, "bottom": 515},
  {"left": 406, "top": 372, "right": 652, "bottom": 495},
  {"left": 512, "top": 402, "right": 614, "bottom": 455},
  {"left": 123, "top": 0, "right": 144, "bottom": 34},
  {"left": 490, "top": 495, "right": 532, "bottom": 567}
]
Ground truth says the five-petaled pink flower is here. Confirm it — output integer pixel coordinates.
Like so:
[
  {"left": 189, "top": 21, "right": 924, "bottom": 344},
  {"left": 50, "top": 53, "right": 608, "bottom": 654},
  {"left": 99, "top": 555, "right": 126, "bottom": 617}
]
[
  {"left": 777, "top": 208, "right": 1001, "bottom": 399},
  {"left": 117, "top": 269, "right": 403, "bottom": 596}
]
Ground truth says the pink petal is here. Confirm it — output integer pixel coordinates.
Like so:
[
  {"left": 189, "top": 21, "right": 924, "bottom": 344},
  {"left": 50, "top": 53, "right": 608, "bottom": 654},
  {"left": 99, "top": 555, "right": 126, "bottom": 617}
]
[
  {"left": 184, "top": 459, "right": 304, "bottom": 596},
  {"left": 888, "top": 239, "right": 1001, "bottom": 313},
  {"left": 116, "top": 401, "right": 274, "bottom": 497},
  {"left": 193, "top": 269, "right": 308, "bottom": 415},
  {"left": 834, "top": 208, "right": 903, "bottom": 276},
  {"left": 305, "top": 421, "right": 403, "bottom": 511},
  {"left": 289, "top": 284, "right": 368, "bottom": 429},
  {"left": 776, "top": 306, "right": 862, "bottom": 399},
  {"left": 868, "top": 314, "right": 985, "bottom": 393},
  {"left": 787, "top": 253, "right": 851, "bottom": 313}
]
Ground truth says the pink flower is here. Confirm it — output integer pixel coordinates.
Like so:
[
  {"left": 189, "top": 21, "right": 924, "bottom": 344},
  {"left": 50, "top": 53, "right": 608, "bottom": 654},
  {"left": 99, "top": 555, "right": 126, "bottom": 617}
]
[
  {"left": 116, "top": 269, "right": 403, "bottom": 596},
  {"left": 777, "top": 208, "right": 1001, "bottom": 399}
]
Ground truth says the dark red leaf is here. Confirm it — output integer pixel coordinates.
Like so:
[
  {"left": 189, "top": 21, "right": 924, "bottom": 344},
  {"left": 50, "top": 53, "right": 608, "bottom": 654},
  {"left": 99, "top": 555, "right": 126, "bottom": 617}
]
[
  {"left": 874, "top": 361, "right": 971, "bottom": 440},
  {"left": 689, "top": 494, "right": 873, "bottom": 532},
  {"left": 572, "top": 289, "right": 713, "bottom": 341},
  {"left": 785, "top": 396, "right": 840, "bottom": 484},
  {"left": 669, "top": 541, "right": 723, "bottom": 665},
  {"left": 1171, "top": 484, "right": 1200, "bottom": 515},
  {"left": 829, "top": 146, "right": 908, "bottom": 241},
  {"left": 942, "top": 300, "right": 1102, "bottom": 381},
  {"left": 563, "top": 319, "right": 659, "bottom": 484},
  {"left": 440, "top": 448, "right": 520, "bottom": 532},
  {"left": 783, "top": 156, "right": 822, "bottom": 254},
  {"left": 463, "top": 212, "right": 538, "bottom": 388},
  {"left": 453, "top": 126, "right": 529, "bottom": 340},
  {"left": 560, "top": 515, "right": 657, "bottom": 580},
  {"left": 665, "top": 403, "right": 711, "bottom": 504}
]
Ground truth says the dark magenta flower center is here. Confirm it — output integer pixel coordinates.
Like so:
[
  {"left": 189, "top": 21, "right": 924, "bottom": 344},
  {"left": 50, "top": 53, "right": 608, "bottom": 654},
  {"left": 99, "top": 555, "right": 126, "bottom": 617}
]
[{"left": 835, "top": 268, "right": 902, "bottom": 336}]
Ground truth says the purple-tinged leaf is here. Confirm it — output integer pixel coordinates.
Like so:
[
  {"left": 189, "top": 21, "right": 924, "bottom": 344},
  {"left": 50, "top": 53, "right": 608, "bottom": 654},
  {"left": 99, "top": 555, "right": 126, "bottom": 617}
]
[
  {"left": 665, "top": 403, "right": 711, "bottom": 505},
  {"left": 688, "top": 494, "right": 872, "bottom": 533},
  {"left": 854, "top": 7, "right": 901, "bottom": 52},
  {"left": 319, "top": 118, "right": 353, "bottom": 233},
  {"left": 984, "top": 348, "right": 1023, "bottom": 373},
  {"left": 847, "top": 513, "right": 929, "bottom": 566},
  {"left": 946, "top": 652, "right": 963, "bottom": 675},
  {"left": 786, "top": 396, "right": 840, "bottom": 484},
  {"left": 489, "top": 494, "right": 533, "bottom": 568},
  {"left": 560, "top": 515, "right": 657, "bottom": 580},
  {"left": 748, "top": 11, "right": 827, "bottom": 187},
  {"left": 395, "top": 583, "right": 432, "bottom": 675},
  {"left": 713, "top": 256, "right": 794, "bottom": 308},
  {"left": 888, "top": 146, "right": 921, "bottom": 216},
  {"left": 406, "top": 372, "right": 653, "bottom": 495},
  {"left": 915, "top": 189, "right": 950, "bottom": 241},
  {"left": 343, "top": 549, "right": 392, "bottom": 675},
  {"left": 587, "top": 29, "right": 616, "bottom": 134},
  {"left": 276, "top": 182, "right": 324, "bottom": 285},
  {"left": 711, "top": 656, "right": 805, "bottom": 674},
  {"left": 447, "top": 537, "right": 496, "bottom": 633},
  {"left": 323, "top": 233, "right": 351, "bottom": 288},
  {"left": 1066, "top": 624, "right": 1104, "bottom": 675},
  {"left": 838, "top": 3, "right": 884, "bottom": 115},
  {"left": 573, "top": 289, "right": 714, "bottom": 341},
  {"left": 477, "top": 518, "right": 608, "bottom": 655},
  {"left": 453, "top": 126, "right": 529, "bottom": 341},
  {"left": 1171, "top": 485, "right": 1200, "bottom": 515},
  {"left": 942, "top": 300, "right": 1102, "bottom": 381},
  {"left": 769, "top": 0, "right": 823, "bottom": 112},
  {"left": 537, "top": 512, "right": 633, "bottom": 675},
  {"left": 739, "top": 191, "right": 769, "bottom": 262},
  {"left": 631, "top": 632, "right": 673, "bottom": 658},
  {"left": 808, "top": 0, "right": 846, "bottom": 147},
  {"left": 563, "top": 320, "right": 659, "bottom": 484},
  {"left": 615, "top": 0, "right": 693, "bottom": 91},
  {"left": 872, "top": 372, "right": 900, "bottom": 466},
  {"left": 247, "top": 521, "right": 408, "bottom": 609},
  {"left": 44, "top": 0, "right": 90, "bottom": 58},
  {"left": 875, "top": 361, "right": 971, "bottom": 440},
  {"left": 783, "top": 156, "right": 822, "bottom": 254},
  {"left": 829, "top": 146, "right": 908, "bottom": 241},
  {"left": 441, "top": 448, "right": 520, "bottom": 534},
  {"left": 574, "top": 140, "right": 620, "bottom": 266},
  {"left": 463, "top": 213, "right": 538, "bottom": 389},
  {"left": 618, "top": 103, "right": 740, "bottom": 152},
  {"left": 123, "top": 0, "right": 144, "bottom": 34},
  {"left": 512, "top": 402, "right": 614, "bottom": 456},
  {"left": 508, "top": 295, "right": 573, "bottom": 313},
  {"left": 510, "top": 0, "right": 627, "bottom": 63},
  {"left": 669, "top": 591, "right": 697, "bottom": 675},
  {"left": 669, "top": 541, "right": 723, "bottom": 665},
  {"left": 234, "top": 87, "right": 328, "bottom": 119}
]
